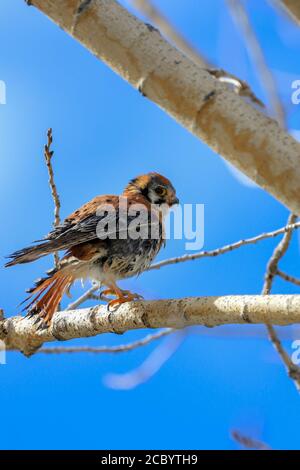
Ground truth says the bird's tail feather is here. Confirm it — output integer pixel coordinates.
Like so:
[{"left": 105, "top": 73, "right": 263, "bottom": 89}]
[
  {"left": 4, "top": 233, "right": 80, "bottom": 267},
  {"left": 4, "top": 241, "right": 58, "bottom": 267},
  {"left": 24, "top": 269, "right": 74, "bottom": 327}
]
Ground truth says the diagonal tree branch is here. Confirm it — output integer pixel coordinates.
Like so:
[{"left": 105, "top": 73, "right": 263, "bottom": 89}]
[
  {"left": 1, "top": 294, "right": 300, "bottom": 356},
  {"left": 279, "top": 0, "right": 300, "bottom": 24},
  {"left": 27, "top": 0, "right": 300, "bottom": 215},
  {"left": 66, "top": 282, "right": 100, "bottom": 310},
  {"left": 262, "top": 213, "right": 298, "bottom": 295}
]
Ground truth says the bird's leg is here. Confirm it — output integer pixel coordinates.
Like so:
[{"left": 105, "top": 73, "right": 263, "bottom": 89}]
[
  {"left": 102, "top": 282, "right": 143, "bottom": 310},
  {"left": 100, "top": 288, "right": 117, "bottom": 299}
]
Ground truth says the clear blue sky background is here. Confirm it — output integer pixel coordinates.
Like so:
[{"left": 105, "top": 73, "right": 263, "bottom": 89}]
[{"left": 0, "top": 0, "right": 300, "bottom": 450}]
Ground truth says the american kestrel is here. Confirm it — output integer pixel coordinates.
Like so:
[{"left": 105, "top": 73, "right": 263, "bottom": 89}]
[{"left": 5, "top": 173, "right": 179, "bottom": 326}]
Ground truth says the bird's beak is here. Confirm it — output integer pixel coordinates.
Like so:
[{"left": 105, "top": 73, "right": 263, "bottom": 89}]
[{"left": 171, "top": 196, "right": 180, "bottom": 206}]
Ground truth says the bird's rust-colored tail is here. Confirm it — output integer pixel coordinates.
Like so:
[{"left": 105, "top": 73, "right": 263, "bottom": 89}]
[{"left": 24, "top": 270, "right": 74, "bottom": 327}]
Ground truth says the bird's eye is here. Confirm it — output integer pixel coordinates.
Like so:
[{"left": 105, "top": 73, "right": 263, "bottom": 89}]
[{"left": 155, "top": 186, "right": 166, "bottom": 196}]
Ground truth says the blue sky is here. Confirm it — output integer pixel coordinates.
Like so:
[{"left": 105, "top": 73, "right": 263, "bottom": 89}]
[{"left": 0, "top": 0, "right": 300, "bottom": 450}]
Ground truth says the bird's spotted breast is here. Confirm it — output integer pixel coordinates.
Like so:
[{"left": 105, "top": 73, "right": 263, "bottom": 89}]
[{"left": 99, "top": 236, "right": 162, "bottom": 279}]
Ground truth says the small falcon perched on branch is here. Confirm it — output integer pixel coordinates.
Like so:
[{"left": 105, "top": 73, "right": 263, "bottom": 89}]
[{"left": 5, "top": 173, "right": 179, "bottom": 326}]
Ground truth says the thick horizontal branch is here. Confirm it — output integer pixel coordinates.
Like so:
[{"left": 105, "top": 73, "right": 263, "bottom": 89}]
[
  {"left": 1, "top": 295, "right": 300, "bottom": 356},
  {"left": 28, "top": 0, "right": 300, "bottom": 214}
]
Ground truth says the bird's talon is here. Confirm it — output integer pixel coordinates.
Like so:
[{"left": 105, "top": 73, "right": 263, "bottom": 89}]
[
  {"left": 107, "top": 292, "right": 143, "bottom": 310},
  {"left": 107, "top": 299, "right": 122, "bottom": 310},
  {"left": 124, "top": 292, "right": 144, "bottom": 301},
  {"left": 134, "top": 293, "right": 144, "bottom": 300},
  {"left": 100, "top": 289, "right": 116, "bottom": 300}
]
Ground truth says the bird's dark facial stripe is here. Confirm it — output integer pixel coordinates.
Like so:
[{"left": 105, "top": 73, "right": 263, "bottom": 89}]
[
  {"left": 156, "top": 198, "right": 165, "bottom": 205},
  {"left": 140, "top": 186, "right": 149, "bottom": 200}
]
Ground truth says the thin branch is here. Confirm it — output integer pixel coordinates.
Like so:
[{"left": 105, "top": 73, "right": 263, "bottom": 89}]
[
  {"left": 231, "top": 430, "right": 271, "bottom": 450},
  {"left": 104, "top": 330, "right": 186, "bottom": 389},
  {"left": 262, "top": 214, "right": 298, "bottom": 294},
  {"left": 227, "top": 0, "right": 285, "bottom": 125},
  {"left": 262, "top": 214, "right": 300, "bottom": 391},
  {"left": 44, "top": 128, "right": 61, "bottom": 268},
  {"left": 28, "top": 0, "right": 300, "bottom": 215},
  {"left": 38, "top": 329, "right": 173, "bottom": 354},
  {"left": 67, "top": 283, "right": 100, "bottom": 310},
  {"left": 277, "top": 269, "right": 300, "bottom": 287},
  {"left": 9, "top": 325, "right": 296, "bottom": 354},
  {"left": 149, "top": 221, "right": 300, "bottom": 271},
  {"left": 2, "top": 295, "right": 300, "bottom": 356}
]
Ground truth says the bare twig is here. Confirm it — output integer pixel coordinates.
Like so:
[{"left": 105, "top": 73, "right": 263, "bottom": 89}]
[
  {"left": 67, "top": 283, "right": 100, "bottom": 310},
  {"left": 262, "top": 214, "right": 298, "bottom": 294},
  {"left": 38, "top": 329, "right": 173, "bottom": 354},
  {"left": 262, "top": 214, "right": 300, "bottom": 391},
  {"left": 104, "top": 330, "right": 186, "bottom": 389},
  {"left": 44, "top": 128, "right": 61, "bottom": 268},
  {"left": 231, "top": 430, "right": 271, "bottom": 450},
  {"left": 277, "top": 269, "right": 300, "bottom": 287},
  {"left": 149, "top": 221, "right": 300, "bottom": 271},
  {"left": 227, "top": 0, "right": 285, "bottom": 125}
]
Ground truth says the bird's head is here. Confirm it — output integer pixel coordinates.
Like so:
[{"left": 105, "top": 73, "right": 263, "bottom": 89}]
[{"left": 124, "top": 172, "right": 179, "bottom": 207}]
